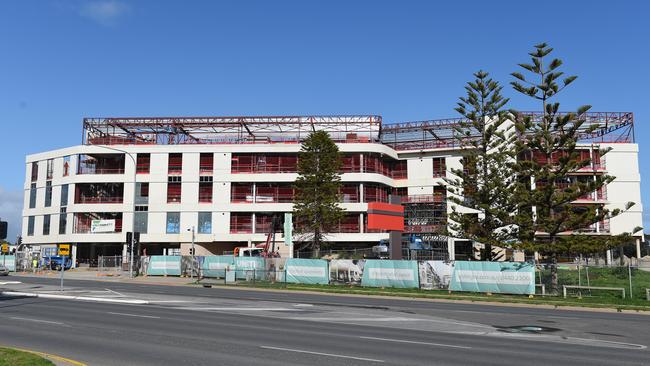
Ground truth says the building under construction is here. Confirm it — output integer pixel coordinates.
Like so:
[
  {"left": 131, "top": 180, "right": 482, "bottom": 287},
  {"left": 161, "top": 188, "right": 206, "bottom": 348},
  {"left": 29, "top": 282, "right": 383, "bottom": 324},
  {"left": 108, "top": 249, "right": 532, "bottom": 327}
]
[{"left": 21, "top": 112, "right": 643, "bottom": 265}]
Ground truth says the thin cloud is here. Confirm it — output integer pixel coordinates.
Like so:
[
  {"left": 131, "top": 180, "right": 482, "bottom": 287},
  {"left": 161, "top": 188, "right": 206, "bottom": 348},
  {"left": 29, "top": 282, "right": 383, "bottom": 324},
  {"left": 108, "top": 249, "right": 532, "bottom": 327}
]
[
  {"left": 0, "top": 187, "right": 23, "bottom": 242},
  {"left": 78, "top": 0, "right": 131, "bottom": 26}
]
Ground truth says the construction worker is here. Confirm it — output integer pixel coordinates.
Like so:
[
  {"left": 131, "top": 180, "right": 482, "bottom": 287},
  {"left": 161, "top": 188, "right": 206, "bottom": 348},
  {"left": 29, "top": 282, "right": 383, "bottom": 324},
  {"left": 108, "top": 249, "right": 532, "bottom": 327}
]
[{"left": 32, "top": 258, "right": 38, "bottom": 273}]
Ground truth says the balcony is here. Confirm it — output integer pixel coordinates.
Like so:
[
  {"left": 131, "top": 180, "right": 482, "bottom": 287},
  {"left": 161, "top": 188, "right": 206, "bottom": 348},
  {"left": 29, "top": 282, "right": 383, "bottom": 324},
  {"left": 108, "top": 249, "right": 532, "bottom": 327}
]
[
  {"left": 74, "top": 183, "right": 124, "bottom": 204},
  {"left": 77, "top": 154, "right": 125, "bottom": 175}
]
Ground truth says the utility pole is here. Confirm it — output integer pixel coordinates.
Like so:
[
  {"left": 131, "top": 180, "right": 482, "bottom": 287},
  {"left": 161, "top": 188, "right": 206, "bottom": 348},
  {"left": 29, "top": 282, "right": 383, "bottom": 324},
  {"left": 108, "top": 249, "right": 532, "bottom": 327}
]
[{"left": 189, "top": 226, "right": 196, "bottom": 281}]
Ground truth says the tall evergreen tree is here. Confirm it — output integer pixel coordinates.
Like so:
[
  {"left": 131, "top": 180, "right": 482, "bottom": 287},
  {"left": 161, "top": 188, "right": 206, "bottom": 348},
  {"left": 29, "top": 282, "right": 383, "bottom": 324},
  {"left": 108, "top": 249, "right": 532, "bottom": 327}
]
[
  {"left": 446, "top": 71, "right": 518, "bottom": 260},
  {"left": 510, "top": 43, "right": 637, "bottom": 293},
  {"left": 293, "top": 130, "right": 345, "bottom": 257}
]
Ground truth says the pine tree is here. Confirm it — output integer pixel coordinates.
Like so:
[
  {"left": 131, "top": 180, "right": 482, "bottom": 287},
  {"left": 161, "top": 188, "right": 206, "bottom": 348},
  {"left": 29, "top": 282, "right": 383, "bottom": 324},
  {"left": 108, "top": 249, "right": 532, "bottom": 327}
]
[
  {"left": 510, "top": 43, "right": 637, "bottom": 293},
  {"left": 293, "top": 130, "right": 345, "bottom": 257},
  {"left": 446, "top": 71, "right": 518, "bottom": 261}
]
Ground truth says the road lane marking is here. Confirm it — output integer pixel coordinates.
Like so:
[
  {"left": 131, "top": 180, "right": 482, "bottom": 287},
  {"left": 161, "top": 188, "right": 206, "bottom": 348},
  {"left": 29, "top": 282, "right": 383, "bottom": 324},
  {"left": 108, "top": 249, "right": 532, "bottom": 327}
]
[
  {"left": 107, "top": 312, "right": 161, "bottom": 319},
  {"left": 10, "top": 316, "right": 67, "bottom": 326},
  {"left": 178, "top": 307, "right": 300, "bottom": 312},
  {"left": 359, "top": 336, "right": 472, "bottom": 349},
  {"left": 260, "top": 346, "right": 384, "bottom": 363},
  {"left": 293, "top": 304, "right": 314, "bottom": 307},
  {"left": 0, "top": 281, "right": 21, "bottom": 285}
]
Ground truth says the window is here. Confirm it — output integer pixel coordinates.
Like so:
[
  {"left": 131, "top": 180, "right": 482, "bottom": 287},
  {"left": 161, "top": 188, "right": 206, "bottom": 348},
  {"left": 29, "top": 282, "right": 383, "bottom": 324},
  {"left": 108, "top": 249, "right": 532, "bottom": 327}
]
[
  {"left": 31, "top": 162, "right": 38, "bottom": 182},
  {"left": 168, "top": 153, "right": 182, "bottom": 175},
  {"left": 198, "top": 212, "right": 212, "bottom": 234},
  {"left": 230, "top": 213, "right": 252, "bottom": 233},
  {"left": 167, "top": 183, "right": 182, "bottom": 203},
  {"left": 44, "top": 181, "right": 52, "bottom": 207},
  {"left": 200, "top": 153, "right": 213, "bottom": 174},
  {"left": 231, "top": 183, "right": 253, "bottom": 203},
  {"left": 135, "top": 183, "right": 149, "bottom": 205},
  {"left": 77, "top": 154, "right": 125, "bottom": 174},
  {"left": 59, "top": 208, "right": 67, "bottom": 234},
  {"left": 433, "top": 158, "right": 446, "bottom": 177},
  {"left": 60, "top": 184, "right": 69, "bottom": 206},
  {"left": 43, "top": 215, "right": 51, "bottom": 236},
  {"left": 27, "top": 216, "right": 35, "bottom": 236},
  {"left": 199, "top": 182, "right": 212, "bottom": 203},
  {"left": 166, "top": 212, "right": 180, "bottom": 234},
  {"left": 134, "top": 206, "right": 148, "bottom": 234},
  {"left": 74, "top": 183, "right": 124, "bottom": 204},
  {"left": 29, "top": 183, "right": 37, "bottom": 209},
  {"left": 63, "top": 156, "right": 71, "bottom": 177},
  {"left": 136, "top": 153, "right": 150, "bottom": 174},
  {"left": 46, "top": 159, "right": 54, "bottom": 180},
  {"left": 340, "top": 184, "right": 360, "bottom": 203}
]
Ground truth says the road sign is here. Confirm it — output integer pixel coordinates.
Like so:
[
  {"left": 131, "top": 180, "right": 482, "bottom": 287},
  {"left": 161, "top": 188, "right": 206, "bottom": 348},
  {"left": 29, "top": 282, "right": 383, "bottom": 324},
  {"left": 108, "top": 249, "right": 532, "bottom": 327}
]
[
  {"left": 58, "top": 244, "right": 71, "bottom": 256},
  {"left": 1, "top": 243, "right": 8, "bottom": 254}
]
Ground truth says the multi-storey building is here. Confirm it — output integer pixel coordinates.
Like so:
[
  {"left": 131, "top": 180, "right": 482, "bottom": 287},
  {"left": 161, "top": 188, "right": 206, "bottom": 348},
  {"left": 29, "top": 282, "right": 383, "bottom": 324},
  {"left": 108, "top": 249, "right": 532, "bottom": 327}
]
[{"left": 22, "top": 114, "right": 643, "bottom": 265}]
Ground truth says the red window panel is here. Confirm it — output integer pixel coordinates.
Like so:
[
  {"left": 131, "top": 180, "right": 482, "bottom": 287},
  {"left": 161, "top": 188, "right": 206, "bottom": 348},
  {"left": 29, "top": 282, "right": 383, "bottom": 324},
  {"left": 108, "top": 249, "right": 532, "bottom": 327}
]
[
  {"left": 433, "top": 158, "right": 446, "bottom": 177},
  {"left": 392, "top": 160, "right": 407, "bottom": 179},
  {"left": 230, "top": 213, "right": 253, "bottom": 233},
  {"left": 256, "top": 185, "right": 276, "bottom": 203},
  {"left": 364, "top": 184, "right": 390, "bottom": 203},
  {"left": 340, "top": 185, "right": 360, "bottom": 203},
  {"left": 199, "top": 182, "right": 212, "bottom": 203},
  {"left": 231, "top": 183, "right": 253, "bottom": 203},
  {"left": 255, "top": 214, "right": 274, "bottom": 233},
  {"left": 337, "top": 214, "right": 360, "bottom": 233},
  {"left": 276, "top": 186, "right": 295, "bottom": 203},
  {"left": 341, "top": 154, "right": 361, "bottom": 173},
  {"left": 167, "top": 183, "right": 182, "bottom": 203},
  {"left": 231, "top": 155, "right": 253, "bottom": 173},
  {"left": 136, "top": 154, "right": 150, "bottom": 174},
  {"left": 168, "top": 153, "right": 182, "bottom": 175},
  {"left": 200, "top": 153, "right": 213, "bottom": 174}
]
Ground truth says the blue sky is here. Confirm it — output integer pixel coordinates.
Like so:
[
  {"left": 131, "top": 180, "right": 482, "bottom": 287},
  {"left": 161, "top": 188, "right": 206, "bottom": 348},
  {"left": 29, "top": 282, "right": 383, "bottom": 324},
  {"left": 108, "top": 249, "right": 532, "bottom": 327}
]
[{"left": 0, "top": 0, "right": 648, "bottom": 240}]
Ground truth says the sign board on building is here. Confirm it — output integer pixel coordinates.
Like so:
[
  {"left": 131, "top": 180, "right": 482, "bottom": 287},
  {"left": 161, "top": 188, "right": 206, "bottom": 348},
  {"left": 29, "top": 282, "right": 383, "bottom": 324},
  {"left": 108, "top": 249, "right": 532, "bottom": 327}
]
[
  {"left": 367, "top": 202, "right": 404, "bottom": 231},
  {"left": 58, "top": 244, "right": 71, "bottom": 256},
  {"left": 91, "top": 219, "right": 116, "bottom": 233}
]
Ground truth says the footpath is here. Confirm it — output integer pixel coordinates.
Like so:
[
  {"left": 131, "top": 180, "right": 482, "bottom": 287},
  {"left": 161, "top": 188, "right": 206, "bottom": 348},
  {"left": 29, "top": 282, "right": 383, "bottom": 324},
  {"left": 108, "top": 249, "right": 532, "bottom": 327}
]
[{"left": 4, "top": 269, "right": 650, "bottom": 314}]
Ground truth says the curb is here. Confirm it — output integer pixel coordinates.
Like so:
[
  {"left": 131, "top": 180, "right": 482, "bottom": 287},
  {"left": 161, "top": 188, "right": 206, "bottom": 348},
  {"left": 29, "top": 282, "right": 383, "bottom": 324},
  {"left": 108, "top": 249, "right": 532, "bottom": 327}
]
[{"left": 0, "top": 291, "right": 149, "bottom": 305}]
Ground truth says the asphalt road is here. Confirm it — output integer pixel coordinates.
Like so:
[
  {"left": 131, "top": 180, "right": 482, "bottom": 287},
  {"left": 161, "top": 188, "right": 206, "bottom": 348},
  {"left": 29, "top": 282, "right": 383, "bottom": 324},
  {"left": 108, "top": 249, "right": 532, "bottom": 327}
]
[{"left": 0, "top": 276, "right": 648, "bottom": 366}]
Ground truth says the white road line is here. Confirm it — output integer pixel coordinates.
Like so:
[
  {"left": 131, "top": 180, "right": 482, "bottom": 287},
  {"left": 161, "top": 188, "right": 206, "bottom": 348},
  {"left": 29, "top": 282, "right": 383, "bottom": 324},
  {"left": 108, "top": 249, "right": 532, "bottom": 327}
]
[
  {"left": 178, "top": 307, "right": 300, "bottom": 312},
  {"left": 0, "top": 281, "right": 21, "bottom": 285},
  {"left": 148, "top": 300, "right": 192, "bottom": 303},
  {"left": 360, "top": 336, "right": 472, "bottom": 349},
  {"left": 260, "top": 346, "right": 384, "bottom": 363},
  {"left": 10, "top": 316, "right": 66, "bottom": 326},
  {"left": 108, "top": 312, "right": 161, "bottom": 319},
  {"left": 293, "top": 304, "right": 314, "bottom": 307}
]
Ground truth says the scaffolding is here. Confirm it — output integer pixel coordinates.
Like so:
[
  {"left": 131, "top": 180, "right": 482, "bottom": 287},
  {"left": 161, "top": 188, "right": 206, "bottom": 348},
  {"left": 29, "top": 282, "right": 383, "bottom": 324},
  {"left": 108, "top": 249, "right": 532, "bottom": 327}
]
[{"left": 401, "top": 189, "right": 449, "bottom": 260}]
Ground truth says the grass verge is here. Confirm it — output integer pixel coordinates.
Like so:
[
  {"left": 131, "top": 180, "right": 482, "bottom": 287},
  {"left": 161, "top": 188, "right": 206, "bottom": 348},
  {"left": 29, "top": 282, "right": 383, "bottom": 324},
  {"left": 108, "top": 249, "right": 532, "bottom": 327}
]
[
  {"left": 198, "top": 279, "right": 650, "bottom": 312},
  {"left": 0, "top": 348, "right": 54, "bottom": 366}
]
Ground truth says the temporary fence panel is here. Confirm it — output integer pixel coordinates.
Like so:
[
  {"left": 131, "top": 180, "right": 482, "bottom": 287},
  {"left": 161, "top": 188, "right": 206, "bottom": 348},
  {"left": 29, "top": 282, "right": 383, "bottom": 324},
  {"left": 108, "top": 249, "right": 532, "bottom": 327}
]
[
  {"left": 419, "top": 260, "right": 453, "bottom": 289},
  {"left": 202, "top": 255, "right": 235, "bottom": 278},
  {"left": 361, "top": 260, "right": 419, "bottom": 288},
  {"left": 235, "top": 257, "right": 265, "bottom": 280},
  {"left": 330, "top": 259, "right": 365, "bottom": 285},
  {"left": 146, "top": 256, "right": 182, "bottom": 276},
  {"left": 285, "top": 259, "right": 329, "bottom": 285},
  {"left": 0, "top": 256, "right": 16, "bottom": 271},
  {"left": 450, "top": 261, "right": 535, "bottom": 295}
]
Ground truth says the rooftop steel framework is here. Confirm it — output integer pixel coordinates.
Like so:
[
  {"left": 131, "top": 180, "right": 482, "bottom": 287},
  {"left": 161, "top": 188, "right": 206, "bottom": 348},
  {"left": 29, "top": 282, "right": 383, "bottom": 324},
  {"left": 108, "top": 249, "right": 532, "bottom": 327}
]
[
  {"left": 83, "top": 116, "right": 382, "bottom": 145},
  {"left": 83, "top": 112, "right": 634, "bottom": 149}
]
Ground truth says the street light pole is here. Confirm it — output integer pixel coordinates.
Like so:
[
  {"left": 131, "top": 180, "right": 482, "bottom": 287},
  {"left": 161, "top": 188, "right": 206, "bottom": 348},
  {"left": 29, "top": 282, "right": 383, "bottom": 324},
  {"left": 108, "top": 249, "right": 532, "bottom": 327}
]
[
  {"left": 190, "top": 225, "right": 196, "bottom": 281},
  {"left": 92, "top": 145, "right": 137, "bottom": 278}
]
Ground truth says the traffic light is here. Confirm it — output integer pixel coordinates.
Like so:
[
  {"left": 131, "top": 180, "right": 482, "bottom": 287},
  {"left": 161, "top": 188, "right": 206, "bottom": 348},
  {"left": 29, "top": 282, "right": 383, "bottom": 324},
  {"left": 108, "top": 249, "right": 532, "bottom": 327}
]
[
  {"left": 16, "top": 236, "right": 22, "bottom": 246},
  {"left": 133, "top": 232, "right": 140, "bottom": 245},
  {"left": 189, "top": 248, "right": 195, "bottom": 256},
  {"left": 126, "top": 231, "right": 132, "bottom": 245},
  {"left": 0, "top": 221, "right": 7, "bottom": 240}
]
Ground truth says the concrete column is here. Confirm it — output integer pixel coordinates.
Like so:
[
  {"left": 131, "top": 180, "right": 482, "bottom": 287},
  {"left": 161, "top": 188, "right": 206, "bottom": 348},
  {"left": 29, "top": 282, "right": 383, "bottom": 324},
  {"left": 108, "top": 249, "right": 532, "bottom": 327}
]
[
  {"left": 636, "top": 237, "right": 642, "bottom": 259},
  {"left": 606, "top": 249, "right": 612, "bottom": 265},
  {"left": 359, "top": 213, "right": 364, "bottom": 233},
  {"left": 359, "top": 183, "right": 364, "bottom": 203},
  {"left": 389, "top": 230, "right": 402, "bottom": 260},
  {"left": 447, "top": 238, "right": 455, "bottom": 260},
  {"left": 71, "top": 244, "right": 77, "bottom": 268}
]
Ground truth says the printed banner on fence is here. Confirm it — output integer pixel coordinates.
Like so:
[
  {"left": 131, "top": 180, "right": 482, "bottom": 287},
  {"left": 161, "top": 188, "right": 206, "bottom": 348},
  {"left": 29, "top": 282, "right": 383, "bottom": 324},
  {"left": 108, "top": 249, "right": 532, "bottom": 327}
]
[
  {"left": 202, "top": 255, "right": 235, "bottom": 277},
  {"left": 147, "top": 256, "right": 181, "bottom": 276},
  {"left": 418, "top": 260, "right": 453, "bottom": 289},
  {"left": 449, "top": 261, "right": 535, "bottom": 295},
  {"left": 361, "top": 260, "right": 419, "bottom": 288},
  {"left": 235, "top": 257, "right": 265, "bottom": 280},
  {"left": 329, "top": 259, "right": 365, "bottom": 285},
  {"left": 0, "top": 256, "right": 15, "bottom": 271},
  {"left": 285, "top": 258, "right": 329, "bottom": 285}
]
